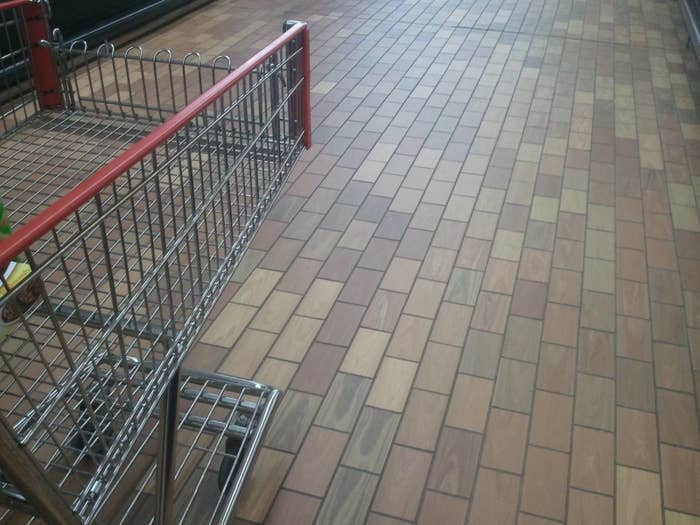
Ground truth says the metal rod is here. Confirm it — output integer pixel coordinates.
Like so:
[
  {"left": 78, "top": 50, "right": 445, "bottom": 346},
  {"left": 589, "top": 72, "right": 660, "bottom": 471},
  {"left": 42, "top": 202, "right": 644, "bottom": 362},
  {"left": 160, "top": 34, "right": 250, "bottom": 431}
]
[{"left": 154, "top": 369, "right": 179, "bottom": 525}]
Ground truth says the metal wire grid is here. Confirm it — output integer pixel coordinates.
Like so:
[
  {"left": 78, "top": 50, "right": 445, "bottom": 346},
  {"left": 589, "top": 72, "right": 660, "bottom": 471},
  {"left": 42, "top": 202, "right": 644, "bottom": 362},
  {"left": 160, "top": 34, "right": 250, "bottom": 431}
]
[
  {"left": 0, "top": 27, "right": 305, "bottom": 523},
  {"left": 101, "top": 372, "right": 279, "bottom": 525}
]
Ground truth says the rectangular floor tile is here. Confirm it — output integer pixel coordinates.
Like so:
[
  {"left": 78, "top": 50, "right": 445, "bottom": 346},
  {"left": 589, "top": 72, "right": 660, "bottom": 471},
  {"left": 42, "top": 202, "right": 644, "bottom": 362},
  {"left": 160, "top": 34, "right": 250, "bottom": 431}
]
[
  {"left": 445, "top": 374, "right": 493, "bottom": 432},
  {"left": 316, "top": 467, "right": 379, "bottom": 525},
  {"left": 427, "top": 427, "right": 481, "bottom": 497},
  {"left": 342, "top": 406, "right": 401, "bottom": 473},
  {"left": 316, "top": 373, "right": 372, "bottom": 432},
  {"left": 372, "top": 445, "right": 432, "bottom": 521},
  {"left": 366, "top": 357, "right": 417, "bottom": 412}
]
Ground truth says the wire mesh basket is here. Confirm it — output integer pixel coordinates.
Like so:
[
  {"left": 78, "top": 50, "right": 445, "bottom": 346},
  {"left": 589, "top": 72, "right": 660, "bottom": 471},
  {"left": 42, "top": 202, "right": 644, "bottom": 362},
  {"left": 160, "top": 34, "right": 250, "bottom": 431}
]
[{"left": 0, "top": 2, "right": 310, "bottom": 523}]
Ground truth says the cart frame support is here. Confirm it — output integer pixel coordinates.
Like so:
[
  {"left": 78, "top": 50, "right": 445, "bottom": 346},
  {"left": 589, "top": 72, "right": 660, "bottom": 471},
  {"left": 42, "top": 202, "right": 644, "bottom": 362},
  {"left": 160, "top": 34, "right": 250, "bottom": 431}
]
[
  {"left": 22, "top": 1, "right": 62, "bottom": 109},
  {"left": 0, "top": 420, "right": 79, "bottom": 525}
]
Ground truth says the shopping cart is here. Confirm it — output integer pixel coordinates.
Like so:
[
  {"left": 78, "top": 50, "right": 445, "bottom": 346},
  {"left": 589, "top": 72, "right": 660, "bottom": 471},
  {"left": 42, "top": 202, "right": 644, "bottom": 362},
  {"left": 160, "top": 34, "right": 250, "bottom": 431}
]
[{"left": 0, "top": 1, "right": 310, "bottom": 523}]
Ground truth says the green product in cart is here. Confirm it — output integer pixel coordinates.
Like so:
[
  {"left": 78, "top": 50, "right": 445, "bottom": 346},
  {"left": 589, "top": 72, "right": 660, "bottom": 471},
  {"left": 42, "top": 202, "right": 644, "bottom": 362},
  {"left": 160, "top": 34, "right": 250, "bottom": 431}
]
[{"left": 0, "top": 199, "right": 41, "bottom": 342}]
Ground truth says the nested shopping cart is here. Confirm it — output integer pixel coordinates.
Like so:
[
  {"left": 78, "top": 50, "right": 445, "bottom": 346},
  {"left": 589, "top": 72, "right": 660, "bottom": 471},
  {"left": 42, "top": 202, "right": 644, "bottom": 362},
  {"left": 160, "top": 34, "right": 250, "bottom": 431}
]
[{"left": 0, "top": 1, "right": 311, "bottom": 523}]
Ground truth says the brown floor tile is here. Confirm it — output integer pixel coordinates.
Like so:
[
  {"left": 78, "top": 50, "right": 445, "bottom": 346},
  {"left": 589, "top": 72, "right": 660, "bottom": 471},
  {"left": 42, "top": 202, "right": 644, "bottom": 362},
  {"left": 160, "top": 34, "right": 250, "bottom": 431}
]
[
  {"left": 316, "top": 467, "right": 378, "bottom": 525},
  {"left": 362, "top": 290, "right": 407, "bottom": 331},
  {"left": 578, "top": 328, "right": 615, "bottom": 377},
  {"left": 493, "top": 358, "right": 536, "bottom": 414},
  {"left": 269, "top": 315, "right": 323, "bottom": 362},
  {"left": 571, "top": 426, "right": 614, "bottom": 494},
  {"left": 471, "top": 292, "right": 511, "bottom": 334},
  {"left": 530, "top": 390, "right": 573, "bottom": 452},
  {"left": 427, "top": 427, "right": 481, "bottom": 497},
  {"left": 617, "top": 315, "right": 653, "bottom": 361},
  {"left": 503, "top": 316, "right": 542, "bottom": 363},
  {"left": 396, "top": 389, "right": 448, "bottom": 451},
  {"left": 218, "top": 329, "right": 275, "bottom": 378},
  {"left": 617, "top": 407, "right": 659, "bottom": 471},
  {"left": 652, "top": 302, "right": 689, "bottom": 346},
  {"left": 656, "top": 389, "right": 700, "bottom": 448},
  {"left": 432, "top": 302, "right": 472, "bottom": 347},
  {"left": 553, "top": 239, "right": 584, "bottom": 271},
  {"left": 415, "top": 342, "right": 461, "bottom": 394},
  {"left": 446, "top": 374, "right": 493, "bottom": 432},
  {"left": 381, "top": 257, "right": 421, "bottom": 293},
  {"left": 290, "top": 343, "right": 345, "bottom": 396},
  {"left": 654, "top": 343, "right": 694, "bottom": 392},
  {"left": 482, "top": 258, "right": 518, "bottom": 294},
  {"left": 457, "top": 237, "right": 492, "bottom": 270},
  {"left": 661, "top": 445, "right": 700, "bottom": 515},
  {"left": 617, "top": 357, "right": 656, "bottom": 412},
  {"left": 521, "top": 446, "right": 569, "bottom": 520},
  {"left": 519, "top": 248, "right": 552, "bottom": 282},
  {"left": 420, "top": 247, "right": 458, "bottom": 282},
  {"left": 568, "top": 489, "right": 613, "bottom": 525},
  {"left": 418, "top": 491, "right": 469, "bottom": 525},
  {"left": 537, "top": 343, "right": 575, "bottom": 394},
  {"left": 460, "top": 329, "right": 503, "bottom": 379},
  {"left": 265, "top": 490, "right": 321, "bottom": 525},
  {"left": 468, "top": 468, "right": 520, "bottom": 525},
  {"left": 235, "top": 447, "right": 294, "bottom": 522},
  {"left": 548, "top": 268, "right": 582, "bottom": 306},
  {"left": 317, "top": 302, "right": 365, "bottom": 346},
  {"left": 481, "top": 408, "right": 529, "bottom": 474},
  {"left": 511, "top": 280, "right": 548, "bottom": 319},
  {"left": 338, "top": 267, "right": 383, "bottom": 306},
  {"left": 316, "top": 373, "right": 372, "bottom": 432},
  {"left": 255, "top": 358, "right": 298, "bottom": 389},
  {"left": 386, "top": 314, "right": 433, "bottom": 361},
  {"left": 575, "top": 373, "right": 615, "bottom": 431},
  {"left": 372, "top": 445, "right": 432, "bottom": 521},
  {"left": 543, "top": 302, "right": 579, "bottom": 347},
  {"left": 342, "top": 407, "right": 400, "bottom": 474},
  {"left": 284, "top": 426, "right": 349, "bottom": 497},
  {"left": 265, "top": 391, "right": 322, "bottom": 453},
  {"left": 581, "top": 290, "right": 616, "bottom": 331}
]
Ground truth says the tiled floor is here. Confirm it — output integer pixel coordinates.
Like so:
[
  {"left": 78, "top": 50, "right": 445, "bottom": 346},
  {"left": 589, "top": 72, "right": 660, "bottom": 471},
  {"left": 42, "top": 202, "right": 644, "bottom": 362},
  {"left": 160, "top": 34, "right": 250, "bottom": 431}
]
[{"left": 143, "top": 0, "right": 700, "bottom": 522}]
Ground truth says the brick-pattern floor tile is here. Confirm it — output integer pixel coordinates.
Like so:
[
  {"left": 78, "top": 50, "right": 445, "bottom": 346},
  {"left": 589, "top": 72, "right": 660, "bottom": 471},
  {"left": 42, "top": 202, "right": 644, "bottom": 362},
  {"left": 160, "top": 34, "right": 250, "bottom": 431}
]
[{"left": 152, "top": 1, "right": 700, "bottom": 521}]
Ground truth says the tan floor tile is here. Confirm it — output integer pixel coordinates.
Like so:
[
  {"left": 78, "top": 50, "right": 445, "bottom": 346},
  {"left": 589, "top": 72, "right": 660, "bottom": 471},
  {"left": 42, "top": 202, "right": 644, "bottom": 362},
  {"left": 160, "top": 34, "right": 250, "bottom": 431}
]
[
  {"left": 403, "top": 279, "right": 446, "bottom": 318},
  {"left": 201, "top": 302, "right": 257, "bottom": 346},
  {"left": 295, "top": 279, "right": 343, "bottom": 319},
  {"left": 269, "top": 315, "right": 322, "bottom": 362},
  {"left": 617, "top": 466, "right": 663, "bottom": 525},
  {"left": 665, "top": 511, "right": 700, "bottom": 525},
  {"left": 492, "top": 229, "right": 525, "bottom": 261},
  {"left": 654, "top": 343, "right": 694, "bottom": 392},
  {"left": 419, "top": 247, "right": 458, "bottom": 281},
  {"left": 338, "top": 220, "right": 376, "bottom": 250},
  {"left": 381, "top": 257, "right": 421, "bottom": 293},
  {"left": 255, "top": 358, "right": 298, "bottom": 389},
  {"left": 445, "top": 374, "right": 493, "bottom": 432},
  {"left": 366, "top": 357, "right": 417, "bottom": 412},
  {"left": 543, "top": 302, "right": 579, "bottom": 346},
  {"left": 657, "top": 389, "right": 700, "bottom": 448},
  {"left": 548, "top": 268, "right": 582, "bottom": 305},
  {"left": 218, "top": 328, "right": 276, "bottom": 378},
  {"left": 250, "top": 290, "right": 301, "bottom": 332},
  {"left": 519, "top": 248, "right": 552, "bottom": 282},
  {"left": 266, "top": 490, "right": 320, "bottom": 525},
  {"left": 340, "top": 328, "right": 391, "bottom": 378},
  {"left": 584, "top": 257, "right": 615, "bottom": 292},
  {"left": 233, "top": 268, "right": 282, "bottom": 306},
  {"left": 445, "top": 267, "right": 484, "bottom": 305}
]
